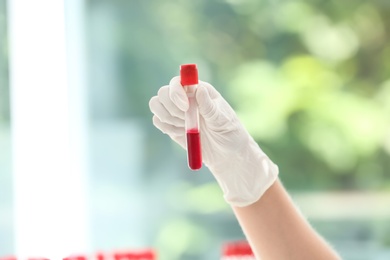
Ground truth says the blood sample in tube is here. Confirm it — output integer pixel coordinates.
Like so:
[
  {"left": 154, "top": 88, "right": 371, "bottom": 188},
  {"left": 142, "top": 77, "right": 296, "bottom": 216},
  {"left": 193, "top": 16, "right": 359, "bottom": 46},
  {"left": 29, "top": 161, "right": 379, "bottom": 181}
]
[{"left": 180, "top": 64, "right": 202, "bottom": 170}]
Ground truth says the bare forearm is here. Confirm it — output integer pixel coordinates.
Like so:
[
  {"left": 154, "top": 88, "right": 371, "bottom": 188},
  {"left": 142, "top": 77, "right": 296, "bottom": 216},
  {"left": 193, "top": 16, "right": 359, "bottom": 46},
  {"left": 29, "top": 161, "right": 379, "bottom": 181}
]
[{"left": 233, "top": 179, "right": 340, "bottom": 260}]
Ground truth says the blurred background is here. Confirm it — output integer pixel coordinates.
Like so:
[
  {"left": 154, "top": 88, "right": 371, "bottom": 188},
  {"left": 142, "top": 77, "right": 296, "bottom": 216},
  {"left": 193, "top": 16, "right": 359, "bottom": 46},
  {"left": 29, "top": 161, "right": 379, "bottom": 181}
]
[{"left": 1, "top": 0, "right": 390, "bottom": 259}]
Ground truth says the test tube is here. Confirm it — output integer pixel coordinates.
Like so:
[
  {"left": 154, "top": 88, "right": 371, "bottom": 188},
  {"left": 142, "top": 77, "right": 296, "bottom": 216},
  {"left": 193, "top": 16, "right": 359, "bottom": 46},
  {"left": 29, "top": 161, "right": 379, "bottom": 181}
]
[{"left": 180, "top": 64, "right": 202, "bottom": 170}]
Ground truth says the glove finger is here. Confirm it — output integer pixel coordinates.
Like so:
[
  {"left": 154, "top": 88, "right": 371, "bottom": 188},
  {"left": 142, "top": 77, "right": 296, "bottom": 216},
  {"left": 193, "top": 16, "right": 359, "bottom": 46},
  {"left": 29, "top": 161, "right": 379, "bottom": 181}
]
[
  {"left": 169, "top": 76, "right": 189, "bottom": 112},
  {"left": 153, "top": 116, "right": 186, "bottom": 150},
  {"left": 158, "top": 85, "right": 185, "bottom": 120},
  {"left": 153, "top": 115, "right": 185, "bottom": 136},
  {"left": 172, "top": 134, "right": 186, "bottom": 150},
  {"left": 199, "top": 81, "right": 220, "bottom": 99},
  {"left": 149, "top": 96, "right": 185, "bottom": 127},
  {"left": 196, "top": 85, "right": 217, "bottom": 120}
]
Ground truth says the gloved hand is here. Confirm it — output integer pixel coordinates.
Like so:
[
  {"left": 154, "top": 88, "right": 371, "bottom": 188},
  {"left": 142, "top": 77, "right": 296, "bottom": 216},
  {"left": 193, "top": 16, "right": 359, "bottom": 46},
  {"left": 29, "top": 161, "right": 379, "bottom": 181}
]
[{"left": 149, "top": 76, "right": 278, "bottom": 207}]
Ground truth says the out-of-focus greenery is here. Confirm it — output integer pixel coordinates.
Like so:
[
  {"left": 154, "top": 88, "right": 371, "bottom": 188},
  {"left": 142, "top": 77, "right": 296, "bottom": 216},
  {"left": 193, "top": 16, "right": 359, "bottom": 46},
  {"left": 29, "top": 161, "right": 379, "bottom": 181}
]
[
  {"left": 86, "top": 0, "right": 390, "bottom": 191},
  {"left": 84, "top": 0, "right": 390, "bottom": 258}
]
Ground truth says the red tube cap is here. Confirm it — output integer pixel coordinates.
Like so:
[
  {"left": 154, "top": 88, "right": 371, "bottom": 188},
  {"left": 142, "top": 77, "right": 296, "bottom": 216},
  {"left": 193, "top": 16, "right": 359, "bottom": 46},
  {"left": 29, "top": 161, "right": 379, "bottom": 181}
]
[{"left": 180, "top": 64, "right": 198, "bottom": 85}]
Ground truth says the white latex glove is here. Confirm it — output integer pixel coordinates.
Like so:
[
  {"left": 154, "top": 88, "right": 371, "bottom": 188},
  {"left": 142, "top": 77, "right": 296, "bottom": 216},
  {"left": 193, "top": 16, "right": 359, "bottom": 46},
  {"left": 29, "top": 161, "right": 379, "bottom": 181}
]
[{"left": 149, "top": 76, "right": 278, "bottom": 207}]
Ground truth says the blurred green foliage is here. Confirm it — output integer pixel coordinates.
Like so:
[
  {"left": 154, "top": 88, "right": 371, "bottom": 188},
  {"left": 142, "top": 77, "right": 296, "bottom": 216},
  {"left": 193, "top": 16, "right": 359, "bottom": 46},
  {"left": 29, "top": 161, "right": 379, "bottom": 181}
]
[
  {"left": 83, "top": 1, "right": 390, "bottom": 257},
  {"left": 86, "top": 0, "right": 390, "bottom": 191}
]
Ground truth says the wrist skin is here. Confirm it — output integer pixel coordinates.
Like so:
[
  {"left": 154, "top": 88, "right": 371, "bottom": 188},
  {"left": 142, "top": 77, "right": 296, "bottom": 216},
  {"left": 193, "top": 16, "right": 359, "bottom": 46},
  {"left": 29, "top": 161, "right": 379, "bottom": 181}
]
[{"left": 232, "top": 179, "right": 341, "bottom": 260}]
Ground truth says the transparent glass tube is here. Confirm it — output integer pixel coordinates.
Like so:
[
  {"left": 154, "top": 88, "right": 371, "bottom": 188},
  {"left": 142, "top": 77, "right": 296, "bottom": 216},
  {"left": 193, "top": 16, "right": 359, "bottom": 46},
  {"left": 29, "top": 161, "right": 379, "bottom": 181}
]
[{"left": 184, "top": 84, "right": 202, "bottom": 170}]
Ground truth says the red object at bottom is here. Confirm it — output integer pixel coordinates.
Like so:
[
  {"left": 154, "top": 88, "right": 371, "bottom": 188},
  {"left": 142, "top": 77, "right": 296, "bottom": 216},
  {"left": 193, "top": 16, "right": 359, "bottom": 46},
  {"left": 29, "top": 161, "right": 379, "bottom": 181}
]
[
  {"left": 222, "top": 240, "right": 254, "bottom": 257},
  {"left": 63, "top": 256, "right": 87, "bottom": 260},
  {"left": 186, "top": 129, "right": 202, "bottom": 170},
  {"left": 114, "top": 250, "right": 156, "bottom": 260}
]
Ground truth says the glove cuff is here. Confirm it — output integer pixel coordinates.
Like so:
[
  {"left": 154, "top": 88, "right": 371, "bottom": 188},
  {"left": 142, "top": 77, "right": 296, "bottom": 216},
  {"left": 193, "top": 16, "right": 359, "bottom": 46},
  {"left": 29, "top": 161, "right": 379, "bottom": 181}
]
[{"left": 209, "top": 138, "right": 279, "bottom": 207}]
